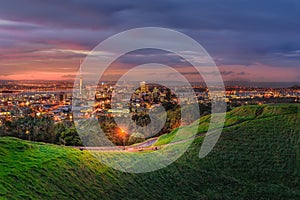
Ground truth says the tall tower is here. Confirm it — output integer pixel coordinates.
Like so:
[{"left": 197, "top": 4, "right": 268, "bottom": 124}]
[
  {"left": 140, "top": 81, "right": 146, "bottom": 93},
  {"left": 79, "top": 60, "right": 83, "bottom": 96}
]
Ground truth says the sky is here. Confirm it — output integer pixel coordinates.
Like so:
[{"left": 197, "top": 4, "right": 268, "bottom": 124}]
[{"left": 0, "top": 0, "right": 300, "bottom": 83}]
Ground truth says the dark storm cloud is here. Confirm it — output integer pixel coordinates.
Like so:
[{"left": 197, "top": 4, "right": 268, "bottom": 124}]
[
  {"left": 0, "top": 0, "right": 300, "bottom": 80},
  {"left": 110, "top": 49, "right": 190, "bottom": 69},
  {"left": 221, "top": 71, "right": 234, "bottom": 76},
  {"left": 0, "top": 0, "right": 131, "bottom": 29},
  {"left": 237, "top": 71, "right": 247, "bottom": 76},
  {"left": 1, "top": 0, "right": 299, "bottom": 32}
]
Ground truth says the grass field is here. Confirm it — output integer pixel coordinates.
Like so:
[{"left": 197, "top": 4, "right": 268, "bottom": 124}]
[
  {"left": 0, "top": 104, "right": 299, "bottom": 199},
  {"left": 154, "top": 103, "right": 299, "bottom": 146}
]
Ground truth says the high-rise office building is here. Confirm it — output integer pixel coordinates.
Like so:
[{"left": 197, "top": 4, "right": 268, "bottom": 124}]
[{"left": 140, "top": 81, "right": 146, "bottom": 93}]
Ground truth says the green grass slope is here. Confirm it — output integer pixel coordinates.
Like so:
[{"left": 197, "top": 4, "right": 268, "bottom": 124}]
[
  {"left": 154, "top": 103, "right": 299, "bottom": 146},
  {"left": 0, "top": 104, "right": 299, "bottom": 199}
]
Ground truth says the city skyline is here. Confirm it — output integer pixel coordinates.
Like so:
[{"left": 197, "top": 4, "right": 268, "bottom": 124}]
[{"left": 0, "top": 0, "right": 300, "bottom": 82}]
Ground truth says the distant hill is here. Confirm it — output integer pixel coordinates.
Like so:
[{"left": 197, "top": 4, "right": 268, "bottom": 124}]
[
  {"left": 0, "top": 104, "right": 299, "bottom": 199},
  {"left": 289, "top": 85, "right": 300, "bottom": 89}
]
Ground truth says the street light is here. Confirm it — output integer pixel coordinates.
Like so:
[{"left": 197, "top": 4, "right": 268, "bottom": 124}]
[
  {"left": 119, "top": 128, "right": 126, "bottom": 150},
  {"left": 25, "top": 128, "right": 30, "bottom": 141}
]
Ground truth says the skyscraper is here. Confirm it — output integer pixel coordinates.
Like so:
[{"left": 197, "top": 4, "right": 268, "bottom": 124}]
[
  {"left": 79, "top": 60, "right": 83, "bottom": 96},
  {"left": 140, "top": 81, "right": 146, "bottom": 93}
]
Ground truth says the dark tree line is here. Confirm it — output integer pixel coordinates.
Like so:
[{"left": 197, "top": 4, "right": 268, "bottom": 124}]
[
  {"left": 0, "top": 116, "right": 83, "bottom": 146},
  {"left": 0, "top": 102, "right": 213, "bottom": 146}
]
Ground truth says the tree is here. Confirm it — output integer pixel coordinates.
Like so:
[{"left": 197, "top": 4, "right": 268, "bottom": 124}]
[{"left": 61, "top": 125, "right": 83, "bottom": 146}]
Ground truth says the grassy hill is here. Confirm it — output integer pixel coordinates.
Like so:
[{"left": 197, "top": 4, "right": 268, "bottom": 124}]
[
  {"left": 0, "top": 104, "right": 299, "bottom": 199},
  {"left": 154, "top": 103, "right": 299, "bottom": 146}
]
